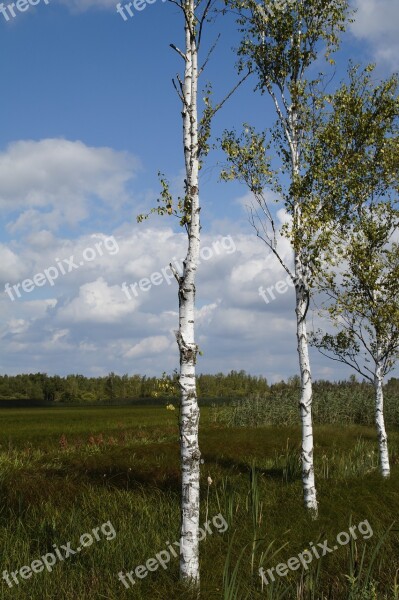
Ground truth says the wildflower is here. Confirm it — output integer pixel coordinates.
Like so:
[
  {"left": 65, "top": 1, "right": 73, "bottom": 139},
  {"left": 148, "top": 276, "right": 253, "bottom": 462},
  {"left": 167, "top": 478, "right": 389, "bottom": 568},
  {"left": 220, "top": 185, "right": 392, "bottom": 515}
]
[{"left": 59, "top": 434, "right": 68, "bottom": 450}]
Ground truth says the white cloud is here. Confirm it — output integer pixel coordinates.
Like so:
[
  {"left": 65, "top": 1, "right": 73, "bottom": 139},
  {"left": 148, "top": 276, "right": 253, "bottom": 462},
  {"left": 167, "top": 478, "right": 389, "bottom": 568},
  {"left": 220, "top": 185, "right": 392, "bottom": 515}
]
[
  {"left": 1, "top": 210, "right": 388, "bottom": 380},
  {"left": 0, "top": 139, "right": 139, "bottom": 233},
  {"left": 0, "top": 244, "right": 27, "bottom": 282},
  {"left": 26, "top": 230, "right": 57, "bottom": 248},
  {"left": 277, "top": 208, "right": 291, "bottom": 225},
  {"left": 6, "top": 319, "right": 29, "bottom": 335},
  {"left": 56, "top": 277, "right": 138, "bottom": 323},
  {"left": 351, "top": 0, "right": 399, "bottom": 68},
  {"left": 125, "top": 335, "right": 171, "bottom": 358},
  {"left": 196, "top": 301, "right": 220, "bottom": 326}
]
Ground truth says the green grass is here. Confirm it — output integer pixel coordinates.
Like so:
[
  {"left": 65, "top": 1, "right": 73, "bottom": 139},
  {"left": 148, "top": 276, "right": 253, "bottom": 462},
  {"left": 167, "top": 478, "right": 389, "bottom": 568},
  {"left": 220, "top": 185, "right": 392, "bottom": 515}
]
[
  {"left": 0, "top": 406, "right": 398, "bottom": 598},
  {"left": 210, "top": 388, "right": 399, "bottom": 427}
]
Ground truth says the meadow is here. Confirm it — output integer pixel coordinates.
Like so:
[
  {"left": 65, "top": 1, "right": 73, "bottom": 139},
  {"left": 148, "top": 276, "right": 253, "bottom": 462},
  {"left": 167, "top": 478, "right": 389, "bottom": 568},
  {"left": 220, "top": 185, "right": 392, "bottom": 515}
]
[{"left": 0, "top": 405, "right": 398, "bottom": 599}]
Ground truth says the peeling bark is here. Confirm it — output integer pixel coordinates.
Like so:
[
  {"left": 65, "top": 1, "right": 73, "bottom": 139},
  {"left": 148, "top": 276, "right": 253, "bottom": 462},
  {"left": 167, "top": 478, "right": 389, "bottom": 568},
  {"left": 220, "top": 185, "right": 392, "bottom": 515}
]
[
  {"left": 374, "top": 351, "right": 390, "bottom": 478},
  {"left": 291, "top": 116, "right": 318, "bottom": 515},
  {"left": 295, "top": 259, "right": 318, "bottom": 516},
  {"left": 176, "top": 0, "right": 201, "bottom": 584}
]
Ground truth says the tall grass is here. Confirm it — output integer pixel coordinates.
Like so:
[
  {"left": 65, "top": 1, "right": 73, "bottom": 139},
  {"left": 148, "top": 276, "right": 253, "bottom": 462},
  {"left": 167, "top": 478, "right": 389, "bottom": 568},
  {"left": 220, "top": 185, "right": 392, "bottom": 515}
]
[
  {"left": 211, "top": 387, "right": 399, "bottom": 427},
  {"left": 0, "top": 407, "right": 398, "bottom": 598}
]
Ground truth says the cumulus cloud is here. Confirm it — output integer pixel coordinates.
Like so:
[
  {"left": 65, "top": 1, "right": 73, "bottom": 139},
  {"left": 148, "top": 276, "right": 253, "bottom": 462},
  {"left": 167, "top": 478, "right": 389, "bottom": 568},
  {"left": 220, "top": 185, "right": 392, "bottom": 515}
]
[
  {"left": 56, "top": 277, "right": 138, "bottom": 324},
  {"left": 351, "top": 0, "right": 399, "bottom": 68},
  {"left": 0, "top": 143, "right": 380, "bottom": 380},
  {"left": 0, "top": 139, "right": 139, "bottom": 233},
  {"left": 0, "top": 244, "right": 27, "bottom": 282},
  {"left": 0, "top": 220, "right": 303, "bottom": 377},
  {"left": 125, "top": 335, "right": 171, "bottom": 358}
]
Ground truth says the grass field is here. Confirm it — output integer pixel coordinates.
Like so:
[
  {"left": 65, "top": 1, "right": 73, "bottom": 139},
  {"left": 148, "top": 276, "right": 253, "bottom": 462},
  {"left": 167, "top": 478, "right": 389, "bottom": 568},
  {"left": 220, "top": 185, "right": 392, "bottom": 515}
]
[{"left": 0, "top": 406, "right": 399, "bottom": 599}]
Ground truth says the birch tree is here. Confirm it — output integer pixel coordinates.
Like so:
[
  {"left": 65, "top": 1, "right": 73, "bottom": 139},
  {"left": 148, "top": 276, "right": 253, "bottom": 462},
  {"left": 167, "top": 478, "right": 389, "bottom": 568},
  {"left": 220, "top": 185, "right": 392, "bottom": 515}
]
[
  {"left": 138, "top": 2, "right": 203, "bottom": 582},
  {"left": 221, "top": 0, "right": 350, "bottom": 515},
  {"left": 311, "top": 204, "right": 399, "bottom": 478},
  {"left": 310, "top": 66, "right": 399, "bottom": 478},
  {"left": 138, "top": 1, "right": 248, "bottom": 585}
]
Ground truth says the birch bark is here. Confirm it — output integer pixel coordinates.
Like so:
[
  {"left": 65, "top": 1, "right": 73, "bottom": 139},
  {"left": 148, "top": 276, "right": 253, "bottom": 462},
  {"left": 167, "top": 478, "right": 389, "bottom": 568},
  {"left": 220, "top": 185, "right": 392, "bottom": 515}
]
[
  {"left": 295, "top": 270, "right": 318, "bottom": 512},
  {"left": 177, "top": 0, "right": 201, "bottom": 583},
  {"left": 374, "top": 346, "right": 390, "bottom": 477},
  {"left": 291, "top": 114, "right": 318, "bottom": 515}
]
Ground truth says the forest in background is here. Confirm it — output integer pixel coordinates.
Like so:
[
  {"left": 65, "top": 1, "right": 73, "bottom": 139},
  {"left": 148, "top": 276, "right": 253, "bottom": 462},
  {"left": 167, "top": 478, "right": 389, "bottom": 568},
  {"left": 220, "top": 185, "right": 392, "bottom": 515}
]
[
  {"left": 0, "top": 370, "right": 267, "bottom": 404},
  {"left": 0, "top": 370, "right": 398, "bottom": 407}
]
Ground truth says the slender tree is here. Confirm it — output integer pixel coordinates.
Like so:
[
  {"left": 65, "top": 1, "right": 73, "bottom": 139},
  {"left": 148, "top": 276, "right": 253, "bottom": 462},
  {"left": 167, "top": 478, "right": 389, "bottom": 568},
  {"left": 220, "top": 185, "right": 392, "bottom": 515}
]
[
  {"left": 311, "top": 204, "right": 399, "bottom": 478},
  {"left": 221, "top": 0, "right": 350, "bottom": 515},
  {"left": 138, "top": 0, "right": 248, "bottom": 584},
  {"left": 173, "top": 5, "right": 202, "bottom": 582},
  {"left": 138, "top": 1, "right": 202, "bottom": 581},
  {"left": 310, "top": 66, "right": 399, "bottom": 478}
]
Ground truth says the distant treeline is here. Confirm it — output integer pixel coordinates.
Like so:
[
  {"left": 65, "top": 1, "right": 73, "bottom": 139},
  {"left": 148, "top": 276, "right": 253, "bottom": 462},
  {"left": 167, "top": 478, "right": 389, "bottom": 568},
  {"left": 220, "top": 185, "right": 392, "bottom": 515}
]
[
  {"left": 0, "top": 371, "right": 398, "bottom": 407},
  {"left": 0, "top": 370, "right": 269, "bottom": 405}
]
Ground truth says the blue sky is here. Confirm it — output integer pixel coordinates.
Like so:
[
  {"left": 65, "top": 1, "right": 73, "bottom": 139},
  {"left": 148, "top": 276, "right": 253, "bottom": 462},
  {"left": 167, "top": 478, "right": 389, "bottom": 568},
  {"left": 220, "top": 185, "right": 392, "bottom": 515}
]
[{"left": 0, "top": 0, "right": 398, "bottom": 381}]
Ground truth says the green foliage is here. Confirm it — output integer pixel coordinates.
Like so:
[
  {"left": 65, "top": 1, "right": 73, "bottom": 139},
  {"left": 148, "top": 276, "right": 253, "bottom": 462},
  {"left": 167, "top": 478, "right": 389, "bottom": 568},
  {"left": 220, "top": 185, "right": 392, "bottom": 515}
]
[
  {"left": 305, "top": 63, "right": 399, "bottom": 384},
  {"left": 221, "top": 0, "right": 353, "bottom": 288},
  {"left": 151, "top": 370, "right": 179, "bottom": 400},
  {"left": 311, "top": 207, "right": 399, "bottom": 381},
  {"left": 311, "top": 64, "right": 399, "bottom": 224},
  {"left": 137, "top": 173, "right": 193, "bottom": 228},
  {"left": 229, "top": 0, "right": 351, "bottom": 82},
  {"left": 221, "top": 125, "right": 274, "bottom": 195}
]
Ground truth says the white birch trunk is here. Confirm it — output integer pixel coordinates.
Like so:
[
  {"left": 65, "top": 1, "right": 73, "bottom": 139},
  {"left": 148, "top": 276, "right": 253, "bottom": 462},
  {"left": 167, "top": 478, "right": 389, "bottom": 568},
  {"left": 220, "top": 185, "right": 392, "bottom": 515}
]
[
  {"left": 176, "top": 0, "right": 201, "bottom": 584},
  {"left": 295, "top": 257, "right": 318, "bottom": 515},
  {"left": 290, "top": 114, "right": 318, "bottom": 515},
  {"left": 374, "top": 353, "right": 390, "bottom": 477}
]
